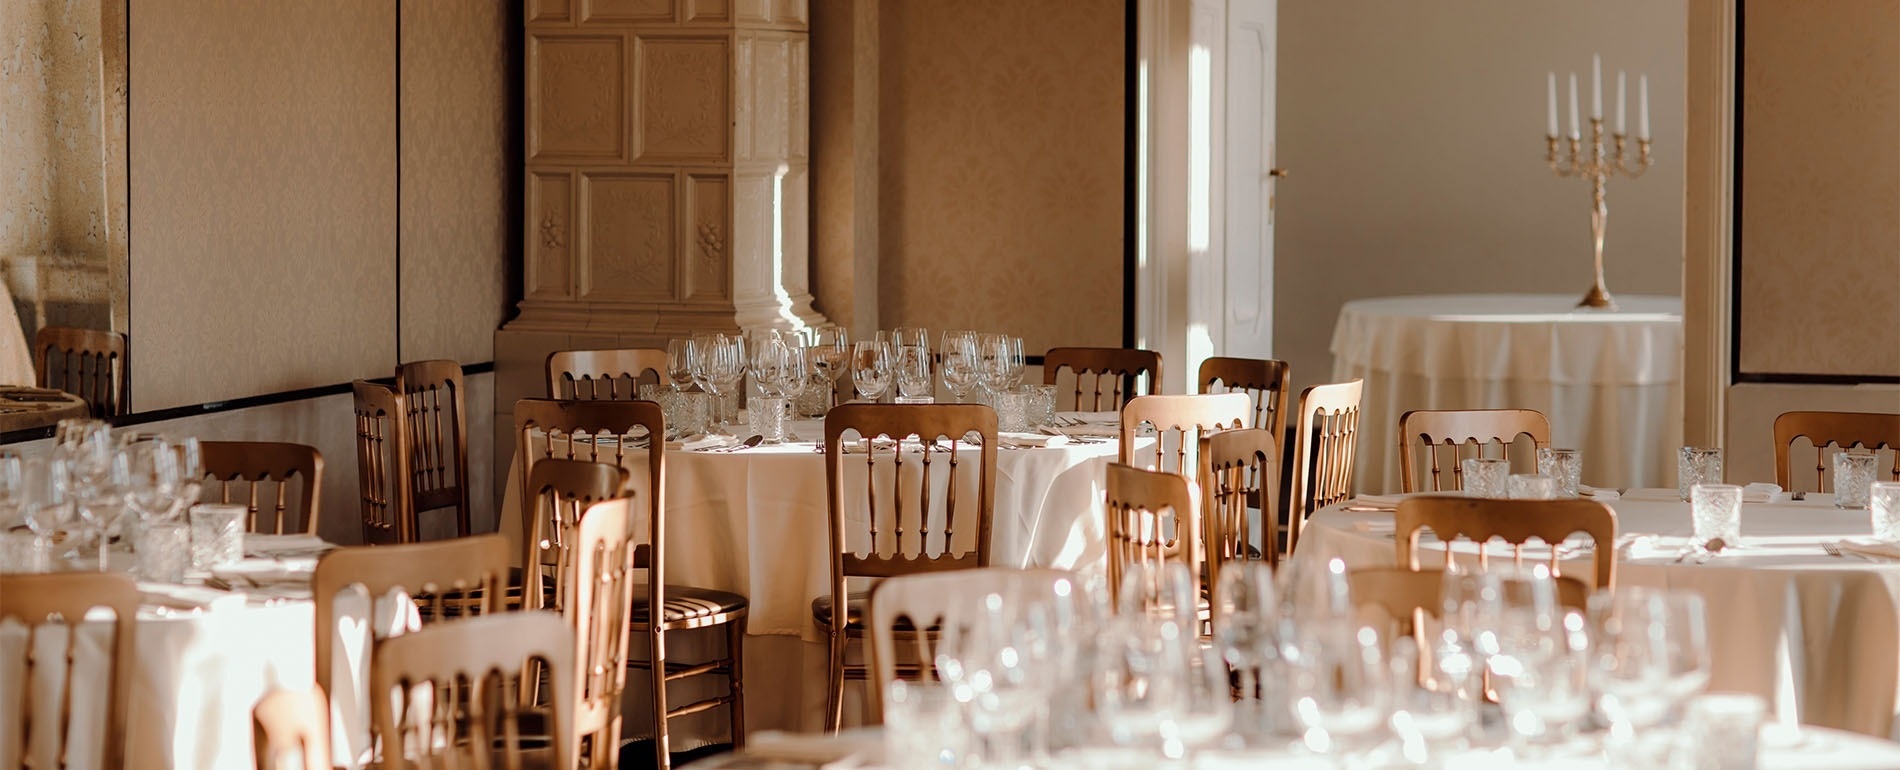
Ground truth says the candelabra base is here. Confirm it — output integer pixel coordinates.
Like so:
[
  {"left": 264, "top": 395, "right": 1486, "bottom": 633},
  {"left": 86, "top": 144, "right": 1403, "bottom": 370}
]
[{"left": 1577, "top": 284, "right": 1618, "bottom": 310}]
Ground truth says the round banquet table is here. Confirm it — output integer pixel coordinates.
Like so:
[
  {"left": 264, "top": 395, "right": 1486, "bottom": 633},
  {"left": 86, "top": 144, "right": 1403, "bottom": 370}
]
[
  {"left": 1294, "top": 489, "right": 1900, "bottom": 739},
  {"left": 498, "top": 415, "right": 1138, "bottom": 746},
  {"left": 0, "top": 386, "right": 91, "bottom": 433},
  {"left": 1330, "top": 294, "right": 1682, "bottom": 494}
]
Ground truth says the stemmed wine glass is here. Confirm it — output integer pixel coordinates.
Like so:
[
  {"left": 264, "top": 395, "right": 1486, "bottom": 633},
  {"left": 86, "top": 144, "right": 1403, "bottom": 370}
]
[
  {"left": 666, "top": 339, "right": 696, "bottom": 394},
  {"left": 807, "top": 325, "right": 848, "bottom": 412},
  {"left": 975, "top": 333, "right": 1013, "bottom": 400},
  {"left": 1591, "top": 588, "right": 1711, "bottom": 765},
  {"left": 0, "top": 450, "right": 22, "bottom": 530},
  {"left": 74, "top": 446, "right": 132, "bottom": 571},
  {"left": 850, "top": 340, "right": 893, "bottom": 403},
  {"left": 21, "top": 457, "right": 72, "bottom": 570},
  {"left": 939, "top": 331, "right": 980, "bottom": 403},
  {"left": 691, "top": 333, "right": 747, "bottom": 434},
  {"left": 1216, "top": 562, "right": 1280, "bottom": 739},
  {"left": 1001, "top": 335, "right": 1027, "bottom": 390}
]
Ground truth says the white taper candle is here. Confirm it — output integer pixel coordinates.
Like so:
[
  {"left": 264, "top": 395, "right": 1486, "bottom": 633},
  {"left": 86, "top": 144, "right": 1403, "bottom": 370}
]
[
  {"left": 1568, "top": 73, "right": 1580, "bottom": 139},
  {"left": 1639, "top": 75, "right": 1650, "bottom": 140},
  {"left": 1617, "top": 71, "right": 1627, "bottom": 134},
  {"left": 1592, "top": 55, "right": 1602, "bottom": 120},
  {"left": 1547, "top": 72, "right": 1559, "bottom": 137}
]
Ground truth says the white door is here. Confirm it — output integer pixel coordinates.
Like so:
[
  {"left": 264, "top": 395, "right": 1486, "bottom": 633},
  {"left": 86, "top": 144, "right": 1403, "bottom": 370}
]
[{"left": 1221, "top": 0, "right": 1277, "bottom": 359}]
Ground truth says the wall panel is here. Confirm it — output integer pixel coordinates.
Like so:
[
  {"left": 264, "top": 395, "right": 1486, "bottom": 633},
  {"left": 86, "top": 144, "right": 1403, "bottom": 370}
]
[{"left": 129, "top": 0, "right": 397, "bottom": 411}]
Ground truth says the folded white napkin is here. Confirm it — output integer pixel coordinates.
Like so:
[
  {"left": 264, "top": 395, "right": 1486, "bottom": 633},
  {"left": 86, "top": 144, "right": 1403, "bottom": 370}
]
[
  {"left": 999, "top": 432, "right": 1067, "bottom": 448},
  {"left": 213, "top": 556, "right": 318, "bottom": 586},
  {"left": 1623, "top": 488, "right": 1686, "bottom": 502},
  {"left": 1743, "top": 482, "right": 1787, "bottom": 504},
  {"left": 1831, "top": 539, "right": 1900, "bottom": 561},
  {"left": 670, "top": 434, "right": 739, "bottom": 452},
  {"left": 139, "top": 581, "right": 246, "bottom": 613},
  {"left": 244, "top": 533, "right": 334, "bottom": 558},
  {"left": 1579, "top": 485, "right": 1620, "bottom": 500}
]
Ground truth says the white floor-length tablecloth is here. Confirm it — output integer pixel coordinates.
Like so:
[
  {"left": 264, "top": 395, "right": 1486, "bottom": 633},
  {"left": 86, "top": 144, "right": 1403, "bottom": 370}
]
[
  {"left": 1295, "top": 490, "right": 1900, "bottom": 739},
  {"left": 498, "top": 419, "right": 1137, "bottom": 744},
  {"left": 1330, "top": 294, "right": 1683, "bottom": 493}
]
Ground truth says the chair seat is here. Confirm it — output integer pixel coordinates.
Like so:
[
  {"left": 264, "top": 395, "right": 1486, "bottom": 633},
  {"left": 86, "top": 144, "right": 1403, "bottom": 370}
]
[
  {"left": 632, "top": 584, "right": 748, "bottom": 626},
  {"left": 811, "top": 592, "right": 929, "bottom": 632}
]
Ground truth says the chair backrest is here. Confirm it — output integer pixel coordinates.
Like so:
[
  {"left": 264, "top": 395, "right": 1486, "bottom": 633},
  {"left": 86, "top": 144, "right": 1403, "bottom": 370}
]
[
  {"left": 1042, "top": 346, "right": 1162, "bottom": 412},
  {"left": 1393, "top": 496, "right": 1618, "bottom": 590},
  {"left": 547, "top": 347, "right": 669, "bottom": 401},
  {"left": 1348, "top": 566, "right": 1591, "bottom": 631},
  {"left": 1103, "top": 461, "right": 1199, "bottom": 612},
  {"left": 1202, "top": 427, "right": 1281, "bottom": 589},
  {"left": 252, "top": 685, "right": 331, "bottom": 770},
  {"left": 562, "top": 498, "right": 639, "bottom": 768},
  {"left": 1398, "top": 409, "right": 1552, "bottom": 493},
  {"left": 0, "top": 572, "right": 140, "bottom": 770},
  {"left": 200, "top": 440, "right": 324, "bottom": 535},
  {"left": 1287, "top": 379, "right": 1364, "bottom": 554},
  {"left": 395, "top": 359, "right": 471, "bottom": 538},
  {"left": 310, "top": 534, "right": 512, "bottom": 703},
  {"left": 369, "top": 612, "right": 577, "bottom": 770},
  {"left": 352, "top": 380, "right": 413, "bottom": 544},
  {"left": 513, "top": 398, "right": 663, "bottom": 568},
  {"left": 522, "top": 458, "right": 633, "bottom": 613},
  {"left": 821, "top": 404, "right": 997, "bottom": 636},
  {"left": 1772, "top": 411, "right": 1900, "bottom": 492},
  {"left": 1197, "top": 356, "right": 1292, "bottom": 437},
  {"left": 865, "top": 567, "right": 1075, "bottom": 718},
  {"left": 33, "top": 326, "right": 128, "bottom": 418},
  {"left": 1118, "top": 392, "right": 1251, "bottom": 475}
]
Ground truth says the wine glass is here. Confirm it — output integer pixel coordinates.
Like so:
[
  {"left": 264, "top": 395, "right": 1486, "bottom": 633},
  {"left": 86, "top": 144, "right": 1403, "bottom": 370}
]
[
  {"left": 1002, "top": 336, "right": 1027, "bottom": 389},
  {"left": 1482, "top": 566, "right": 1592, "bottom": 752},
  {"left": 850, "top": 340, "right": 893, "bottom": 402},
  {"left": 123, "top": 437, "right": 184, "bottom": 527},
  {"left": 1591, "top": 588, "right": 1710, "bottom": 765},
  {"left": 894, "top": 344, "right": 934, "bottom": 403},
  {"left": 975, "top": 333, "right": 1012, "bottom": 399},
  {"left": 0, "top": 450, "right": 22, "bottom": 530},
  {"left": 939, "top": 331, "right": 980, "bottom": 403},
  {"left": 1290, "top": 619, "right": 1391, "bottom": 759},
  {"left": 74, "top": 447, "right": 132, "bottom": 571},
  {"left": 747, "top": 332, "right": 791, "bottom": 398},
  {"left": 1216, "top": 562, "right": 1279, "bottom": 738},
  {"left": 20, "top": 457, "right": 72, "bottom": 571},
  {"left": 666, "top": 339, "right": 696, "bottom": 394}
]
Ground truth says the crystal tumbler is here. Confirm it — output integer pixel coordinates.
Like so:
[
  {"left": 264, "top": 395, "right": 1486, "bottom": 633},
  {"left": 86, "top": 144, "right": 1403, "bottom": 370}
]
[
  {"left": 189, "top": 504, "right": 246, "bottom": 571},
  {"left": 1834, "top": 451, "right": 1878, "bottom": 509}
]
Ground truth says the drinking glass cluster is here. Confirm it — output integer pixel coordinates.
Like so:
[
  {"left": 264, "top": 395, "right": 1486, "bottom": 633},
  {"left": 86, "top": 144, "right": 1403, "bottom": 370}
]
[{"left": 0, "top": 419, "right": 203, "bottom": 574}]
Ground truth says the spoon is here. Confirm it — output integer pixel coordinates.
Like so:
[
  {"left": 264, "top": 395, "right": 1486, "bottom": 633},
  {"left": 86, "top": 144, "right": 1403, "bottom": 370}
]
[{"left": 712, "top": 435, "right": 764, "bottom": 452}]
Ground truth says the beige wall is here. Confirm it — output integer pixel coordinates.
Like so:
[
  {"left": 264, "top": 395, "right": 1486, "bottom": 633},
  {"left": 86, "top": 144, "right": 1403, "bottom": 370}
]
[
  {"left": 1276, "top": 0, "right": 1688, "bottom": 393},
  {"left": 1737, "top": 0, "right": 1900, "bottom": 379},
  {"left": 858, "top": 0, "right": 1123, "bottom": 356},
  {"left": 128, "top": 0, "right": 508, "bottom": 412}
]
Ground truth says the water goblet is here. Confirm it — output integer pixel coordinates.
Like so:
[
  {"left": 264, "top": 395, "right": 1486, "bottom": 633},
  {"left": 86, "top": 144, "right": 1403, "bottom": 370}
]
[
  {"left": 894, "top": 344, "right": 934, "bottom": 404},
  {"left": 1678, "top": 447, "right": 1723, "bottom": 501},
  {"left": 1536, "top": 448, "right": 1583, "bottom": 498},
  {"left": 1834, "top": 450, "right": 1878, "bottom": 509},
  {"left": 666, "top": 338, "right": 696, "bottom": 394},
  {"left": 1872, "top": 482, "right": 1900, "bottom": 543},
  {"left": 22, "top": 457, "right": 73, "bottom": 562}
]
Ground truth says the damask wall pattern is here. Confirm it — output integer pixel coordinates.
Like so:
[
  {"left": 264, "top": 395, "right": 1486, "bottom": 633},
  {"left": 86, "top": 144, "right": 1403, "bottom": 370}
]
[
  {"left": 1738, "top": 0, "right": 1900, "bottom": 378},
  {"left": 876, "top": 0, "right": 1124, "bottom": 356}
]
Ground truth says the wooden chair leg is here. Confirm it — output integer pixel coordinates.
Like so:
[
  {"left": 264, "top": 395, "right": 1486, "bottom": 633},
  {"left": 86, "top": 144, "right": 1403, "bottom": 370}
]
[
  {"left": 651, "top": 627, "right": 671, "bottom": 770},
  {"left": 824, "top": 633, "right": 847, "bottom": 733},
  {"left": 727, "top": 618, "right": 747, "bottom": 748}
]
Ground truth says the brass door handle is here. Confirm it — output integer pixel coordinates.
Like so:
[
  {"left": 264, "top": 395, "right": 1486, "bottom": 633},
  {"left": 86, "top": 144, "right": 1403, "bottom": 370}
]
[{"left": 1268, "top": 168, "right": 1289, "bottom": 178}]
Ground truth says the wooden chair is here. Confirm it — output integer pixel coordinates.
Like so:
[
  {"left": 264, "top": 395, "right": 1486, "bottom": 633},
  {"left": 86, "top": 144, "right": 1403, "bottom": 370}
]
[
  {"left": 560, "top": 497, "right": 641, "bottom": 769},
  {"left": 1042, "top": 346, "right": 1162, "bottom": 412},
  {"left": 395, "top": 360, "right": 471, "bottom": 538},
  {"left": 0, "top": 572, "right": 139, "bottom": 770},
  {"left": 1772, "top": 411, "right": 1900, "bottom": 492},
  {"left": 1104, "top": 461, "right": 1201, "bottom": 616},
  {"left": 819, "top": 403, "right": 998, "bottom": 731},
  {"left": 33, "top": 326, "right": 128, "bottom": 418},
  {"left": 865, "top": 568, "right": 1075, "bottom": 718},
  {"left": 1118, "top": 392, "right": 1251, "bottom": 475},
  {"left": 1398, "top": 409, "right": 1552, "bottom": 493},
  {"left": 522, "top": 457, "right": 631, "bottom": 613},
  {"left": 369, "top": 612, "right": 577, "bottom": 770},
  {"left": 310, "top": 534, "right": 513, "bottom": 713},
  {"left": 1393, "top": 496, "right": 1618, "bottom": 590},
  {"left": 352, "top": 380, "right": 414, "bottom": 544},
  {"left": 200, "top": 440, "right": 323, "bottom": 535},
  {"left": 513, "top": 398, "right": 747, "bottom": 765},
  {"left": 547, "top": 347, "right": 669, "bottom": 401},
  {"left": 253, "top": 686, "right": 331, "bottom": 770},
  {"left": 1197, "top": 356, "right": 1291, "bottom": 437},
  {"left": 1203, "top": 427, "right": 1281, "bottom": 594},
  {"left": 1286, "top": 379, "right": 1364, "bottom": 556}
]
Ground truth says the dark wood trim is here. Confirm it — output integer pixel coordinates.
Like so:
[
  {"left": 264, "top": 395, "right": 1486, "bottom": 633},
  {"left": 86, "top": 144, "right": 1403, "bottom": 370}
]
[
  {"left": 1729, "top": 0, "right": 1745, "bottom": 384},
  {"left": 1734, "top": 372, "right": 1900, "bottom": 386},
  {"left": 1120, "top": 0, "right": 1137, "bottom": 349}
]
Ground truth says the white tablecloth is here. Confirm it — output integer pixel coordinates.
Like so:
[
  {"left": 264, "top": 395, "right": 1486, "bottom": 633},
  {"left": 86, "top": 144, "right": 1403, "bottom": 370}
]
[
  {"left": 498, "top": 418, "right": 1135, "bottom": 742},
  {"left": 1295, "top": 490, "right": 1900, "bottom": 739},
  {"left": 1330, "top": 294, "right": 1683, "bottom": 493}
]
